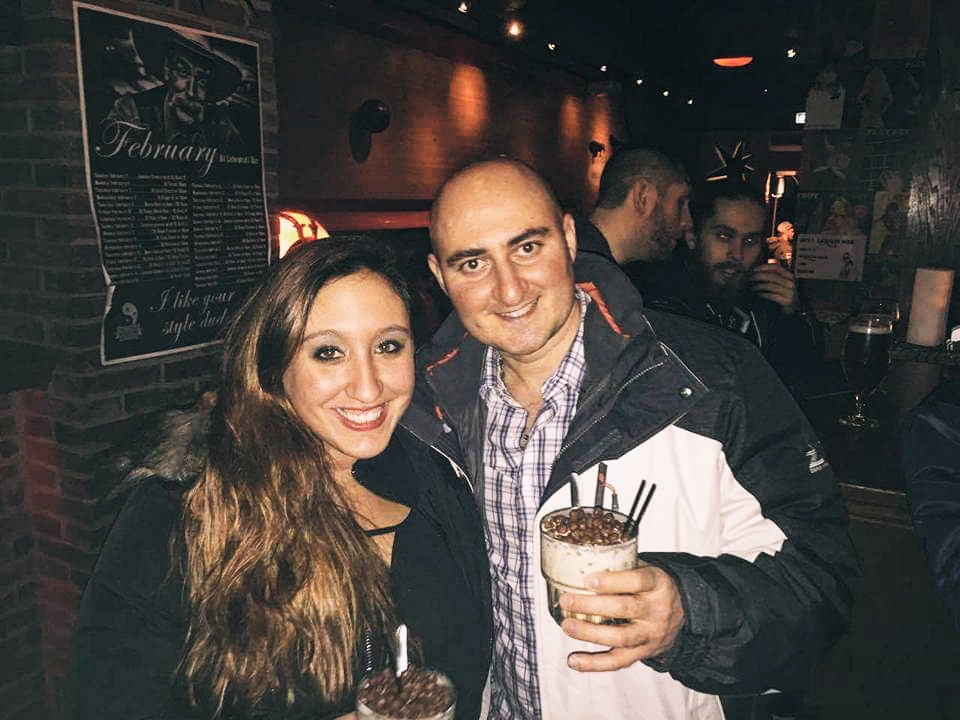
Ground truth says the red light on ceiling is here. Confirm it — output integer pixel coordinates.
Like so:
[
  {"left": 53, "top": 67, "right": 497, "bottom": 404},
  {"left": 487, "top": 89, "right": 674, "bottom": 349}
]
[{"left": 713, "top": 56, "right": 753, "bottom": 68}]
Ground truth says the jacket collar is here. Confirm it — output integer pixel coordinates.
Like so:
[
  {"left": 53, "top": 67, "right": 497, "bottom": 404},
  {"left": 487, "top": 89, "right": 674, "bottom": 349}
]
[{"left": 413, "top": 255, "right": 707, "bottom": 493}]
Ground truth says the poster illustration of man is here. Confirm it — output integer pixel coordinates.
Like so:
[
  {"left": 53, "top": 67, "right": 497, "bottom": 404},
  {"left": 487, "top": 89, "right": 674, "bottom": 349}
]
[
  {"left": 75, "top": 4, "right": 268, "bottom": 364},
  {"left": 104, "top": 27, "right": 245, "bottom": 152}
]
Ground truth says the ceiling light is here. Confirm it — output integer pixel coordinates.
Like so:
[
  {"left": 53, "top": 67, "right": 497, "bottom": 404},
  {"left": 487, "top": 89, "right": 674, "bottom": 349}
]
[
  {"left": 662, "top": 90, "right": 669, "bottom": 97},
  {"left": 506, "top": 19, "right": 524, "bottom": 39},
  {"left": 786, "top": 47, "right": 798, "bottom": 59},
  {"left": 457, "top": 2, "right": 469, "bottom": 12},
  {"left": 795, "top": 111, "right": 806, "bottom": 125},
  {"left": 600, "top": 64, "right": 608, "bottom": 72},
  {"left": 713, "top": 56, "right": 753, "bottom": 68},
  {"left": 687, "top": 98, "right": 694, "bottom": 105},
  {"left": 635, "top": 78, "right": 643, "bottom": 85},
  {"left": 547, "top": 41, "right": 557, "bottom": 51}
]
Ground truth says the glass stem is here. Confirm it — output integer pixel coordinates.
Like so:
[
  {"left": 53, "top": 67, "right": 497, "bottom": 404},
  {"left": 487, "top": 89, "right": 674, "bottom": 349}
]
[{"left": 853, "top": 391, "right": 867, "bottom": 419}]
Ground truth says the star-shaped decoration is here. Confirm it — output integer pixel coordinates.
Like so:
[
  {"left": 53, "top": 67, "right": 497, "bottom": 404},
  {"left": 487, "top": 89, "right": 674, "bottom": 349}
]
[{"left": 705, "top": 141, "right": 755, "bottom": 182}]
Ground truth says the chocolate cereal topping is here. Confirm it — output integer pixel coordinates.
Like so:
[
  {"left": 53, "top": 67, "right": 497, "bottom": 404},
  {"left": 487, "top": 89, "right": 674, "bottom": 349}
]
[
  {"left": 541, "top": 508, "right": 628, "bottom": 545},
  {"left": 359, "top": 668, "right": 454, "bottom": 718}
]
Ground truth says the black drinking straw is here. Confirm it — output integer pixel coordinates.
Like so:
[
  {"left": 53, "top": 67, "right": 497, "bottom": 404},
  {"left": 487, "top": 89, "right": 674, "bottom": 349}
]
[
  {"left": 594, "top": 463, "right": 608, "bottom": 509},
  {"left": 624, "top": 479, "right": 646, "bottom": 531},
  {"left": 624, "top": 481, "right": 657, "bottom": 538}
]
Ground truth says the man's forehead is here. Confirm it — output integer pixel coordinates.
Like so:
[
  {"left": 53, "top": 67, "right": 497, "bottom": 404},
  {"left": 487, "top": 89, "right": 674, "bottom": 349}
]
[{"left": 434, "top": 169, "right": 557, "bottom": 243}]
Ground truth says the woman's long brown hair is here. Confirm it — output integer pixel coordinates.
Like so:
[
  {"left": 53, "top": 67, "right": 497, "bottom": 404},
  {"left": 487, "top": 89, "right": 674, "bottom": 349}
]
[{"left": 179, "top": 237, "right": 412, "bottom": 715}]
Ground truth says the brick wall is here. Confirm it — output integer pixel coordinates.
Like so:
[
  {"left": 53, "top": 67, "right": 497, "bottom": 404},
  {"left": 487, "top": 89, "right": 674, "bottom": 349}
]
[{"left": 0, "top": 1, "right": 279, "bottom": 717}]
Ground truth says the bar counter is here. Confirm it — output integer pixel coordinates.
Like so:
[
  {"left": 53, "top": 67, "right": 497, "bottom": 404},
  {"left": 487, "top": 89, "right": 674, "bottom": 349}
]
[{"left": 797, "top": 346, "right": 960, "bottom": 718}]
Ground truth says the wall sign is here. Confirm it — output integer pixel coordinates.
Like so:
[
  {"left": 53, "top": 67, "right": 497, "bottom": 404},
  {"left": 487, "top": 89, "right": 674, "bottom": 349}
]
[{"left": 74, "top": 3, "right": 269, "bottom": 364}]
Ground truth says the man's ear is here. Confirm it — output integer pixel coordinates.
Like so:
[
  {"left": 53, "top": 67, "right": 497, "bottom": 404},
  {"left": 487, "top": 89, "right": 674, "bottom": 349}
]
[
  {"left": 427, "top": 253, "right": 447, "bottom": 295},
  {"left": 631, "top": 178, "right": 658, "bottom": 221},
  {"left": 562, "top": 213, "right": 577, "bottom": 262}
]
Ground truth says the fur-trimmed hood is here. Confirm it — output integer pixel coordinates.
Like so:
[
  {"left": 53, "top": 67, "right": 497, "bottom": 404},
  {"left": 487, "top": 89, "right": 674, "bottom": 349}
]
[{"left": 110, "top": 393, "right": 214, "bottom": 498}]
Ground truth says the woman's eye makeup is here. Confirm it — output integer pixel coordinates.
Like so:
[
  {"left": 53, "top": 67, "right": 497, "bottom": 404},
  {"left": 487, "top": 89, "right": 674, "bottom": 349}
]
[
  {"left": 377, "top": 338, "right": 407, "bottom": 354},
  {"left": 311, "top": 345, "right": 342, "bottom": 361}
]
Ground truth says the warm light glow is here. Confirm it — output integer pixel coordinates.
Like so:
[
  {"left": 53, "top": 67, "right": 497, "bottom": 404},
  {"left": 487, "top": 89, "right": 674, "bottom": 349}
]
[
  {"left": 506, "top": 20, "right": 523, "bottom": 38},
  {"left": 276, "top": 210, "right": 329, "bottom": 258},
  {"left": 547, "top": 41, "right": 557, "bottom": 51},
  {"left": 457, "top": 2, "right": 469, "bottom": 13},
  {"left": 712, "top": 56, "right": 753, "bottom": 68},
  {"left": 449, "top": 63, "right": 489, "bottom": 139},
  {"left": 635, "top": 78, "right": 643, "bottom": 85}
]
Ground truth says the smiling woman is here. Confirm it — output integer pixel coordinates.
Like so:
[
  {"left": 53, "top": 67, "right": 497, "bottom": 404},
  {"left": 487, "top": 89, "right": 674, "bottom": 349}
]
[{"left": 69, "top": 237, "right": 492, "bottom": 720}]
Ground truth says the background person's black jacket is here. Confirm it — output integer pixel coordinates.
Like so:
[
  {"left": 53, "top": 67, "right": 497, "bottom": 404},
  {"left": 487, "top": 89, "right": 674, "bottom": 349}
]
[{"left": 904, "top": 378, "right": 960, "bottom": 631}]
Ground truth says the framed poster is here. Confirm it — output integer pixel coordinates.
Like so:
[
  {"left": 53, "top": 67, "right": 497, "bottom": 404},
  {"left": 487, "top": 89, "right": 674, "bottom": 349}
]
[
  {"left": 74, "top": 3, "right": 269, "bottom": 364},
  {"left": 794, "top": 191, "right": 871, "bottom": 282}
]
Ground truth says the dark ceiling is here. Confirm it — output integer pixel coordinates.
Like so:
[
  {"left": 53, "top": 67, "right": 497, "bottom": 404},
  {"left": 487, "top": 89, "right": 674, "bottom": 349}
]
[
  {"left": 375, "top": 0, "right": 850, "bottom": 130},
  {"left": 280, "top": 0, "right": 871, "bottom": 135}
]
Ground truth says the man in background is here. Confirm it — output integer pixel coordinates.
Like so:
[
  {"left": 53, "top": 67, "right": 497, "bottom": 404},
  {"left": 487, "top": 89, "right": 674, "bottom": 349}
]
[
  {"left": 638, "top": 181, "right": 820, "bottom": 380},
  {"left": 403, "top": 158, "right": 855, "bottom": 720},
  {"left": 576, "top": 147, "right": 693, "bottom": 272}
]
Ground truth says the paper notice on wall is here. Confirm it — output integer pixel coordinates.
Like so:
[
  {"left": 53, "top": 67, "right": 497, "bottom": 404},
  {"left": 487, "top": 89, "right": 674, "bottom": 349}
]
[
  {"left": 74, "top": 3, "right": 269, "bottom": 364},
  {"left": 795, "top": 234, "right": 867, "bottom": 281}
]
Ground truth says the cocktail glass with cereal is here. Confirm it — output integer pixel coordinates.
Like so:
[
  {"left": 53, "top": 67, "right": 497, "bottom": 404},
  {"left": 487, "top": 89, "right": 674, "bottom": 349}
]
[{"left": 539, "top": 507, "right": 637, "bottom": 625}]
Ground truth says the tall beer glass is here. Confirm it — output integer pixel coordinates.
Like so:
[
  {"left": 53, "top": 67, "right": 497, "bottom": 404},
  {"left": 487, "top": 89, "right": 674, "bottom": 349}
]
[{"left": 839, "top": 314, "right": 894, "bottom": 428}]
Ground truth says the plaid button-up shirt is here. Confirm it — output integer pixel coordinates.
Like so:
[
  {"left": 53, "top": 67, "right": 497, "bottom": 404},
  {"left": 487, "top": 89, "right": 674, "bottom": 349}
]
[{"left": 478, "top": 290, "right": 589, "bottom": 720}]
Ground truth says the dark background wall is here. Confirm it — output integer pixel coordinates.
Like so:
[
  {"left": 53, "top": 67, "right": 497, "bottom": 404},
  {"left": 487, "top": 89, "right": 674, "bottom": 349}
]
[{"left": 0, "top": 1, "right": 278, "bottom": 717}]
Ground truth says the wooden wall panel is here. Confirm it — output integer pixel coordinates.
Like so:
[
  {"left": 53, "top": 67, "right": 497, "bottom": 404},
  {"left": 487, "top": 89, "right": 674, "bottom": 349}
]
[{"left": 277, "top": 21, "right": 625, "bottom": 211}]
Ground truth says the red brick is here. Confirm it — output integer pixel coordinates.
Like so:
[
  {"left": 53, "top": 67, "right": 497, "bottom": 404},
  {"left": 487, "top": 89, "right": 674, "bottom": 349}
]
[
  {"left": 16, "top": 389, "right": 50, "bottom": 416},
  {"left": 30, "top": 512, "right": 61, "bottom": 540},
  {"left": 24, "top": 462, "right": 60, "bottom": 490},
  {"left": 35, "top": 554, "right": 68, "bottom": 581}
]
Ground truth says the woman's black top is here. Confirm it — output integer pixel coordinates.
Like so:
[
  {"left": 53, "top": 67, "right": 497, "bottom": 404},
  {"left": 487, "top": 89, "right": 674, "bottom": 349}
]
[{"left": 68, "top": 427, "right": 491, "bottom": 720}]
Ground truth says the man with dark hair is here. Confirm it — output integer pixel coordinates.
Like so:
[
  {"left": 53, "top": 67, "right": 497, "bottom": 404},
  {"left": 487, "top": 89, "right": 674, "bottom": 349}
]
[
  {"left": 638, "top": 181, "right": 820, "bottom": 375},
  {"left": 403, "top": 158, "right": 855, "bottom": 720},
  {"left": 576, "top": 147, "right": 693, "bottom": 267}
]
